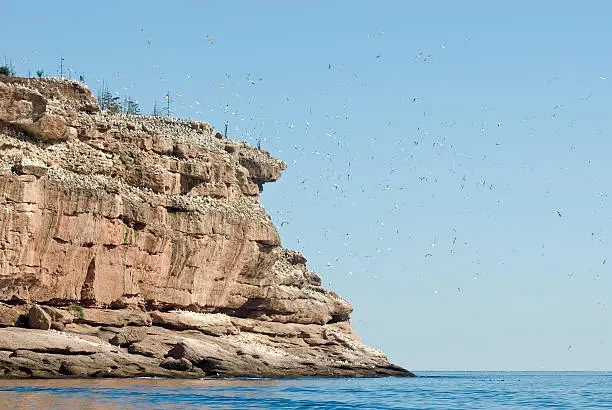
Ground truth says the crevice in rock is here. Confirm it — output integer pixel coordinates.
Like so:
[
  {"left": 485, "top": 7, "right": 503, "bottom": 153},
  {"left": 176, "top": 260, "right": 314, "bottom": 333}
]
[
  {"left": 256, "top": 242, "right": 275, "bottom": 254},
  {"left": 12, "top": 349, "right": 96, "bottom": 356},
  {"left": 288, "top": 253, "right": 307, "bottom": 265},
  {"left": 18, "top": 366, "right": 33, "bottom": 375},
  {"left": 327, "top": 313, "right": 350, "bottom": 324},
  {"left": 193, "top": 358, "right": 223, "bottom": 375},
  {"left": 167, "top": 207, "right": 185, "bottom": 214},
  {"left": 179, "top": 174, "right": 203, "bottom": 194},
  {"left": 120, "top": 216, "right": 146, "bottom": 231},
  {"left": 40, "top": 298, "right": 79, "bottom": 307},
  {"left": 253, "top": 179, "right": 264, "bottom": 193}
]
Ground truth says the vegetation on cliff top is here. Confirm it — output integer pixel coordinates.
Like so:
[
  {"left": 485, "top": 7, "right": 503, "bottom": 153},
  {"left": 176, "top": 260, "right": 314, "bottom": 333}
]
[{"left": 1, "top": 55, "right": 167, "bottom": 118}]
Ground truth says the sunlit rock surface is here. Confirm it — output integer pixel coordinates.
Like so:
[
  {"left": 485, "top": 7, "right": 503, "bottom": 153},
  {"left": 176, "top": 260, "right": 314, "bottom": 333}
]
[{"left": 0, "top": 75, "right": 412, "bottom": 378}]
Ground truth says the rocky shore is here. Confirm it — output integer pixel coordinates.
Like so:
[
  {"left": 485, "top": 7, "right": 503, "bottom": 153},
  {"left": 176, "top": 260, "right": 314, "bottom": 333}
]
[{"left": 0, "top": 75, "right": 413, "bottom": 378}]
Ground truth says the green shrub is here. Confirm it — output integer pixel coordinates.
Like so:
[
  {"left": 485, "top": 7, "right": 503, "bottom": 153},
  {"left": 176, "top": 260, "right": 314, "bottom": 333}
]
[
  {"left": 67, "top": 304, "right": 85, "bottom": 320},
  {"left": 0, "top": 65, "right": 15, "bottom": 76}
]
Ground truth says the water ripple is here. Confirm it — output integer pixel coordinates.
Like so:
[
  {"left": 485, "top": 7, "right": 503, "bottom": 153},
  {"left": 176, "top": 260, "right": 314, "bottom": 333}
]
[{"left": 0, "top": 372, "right": 610, "bottom": 409}]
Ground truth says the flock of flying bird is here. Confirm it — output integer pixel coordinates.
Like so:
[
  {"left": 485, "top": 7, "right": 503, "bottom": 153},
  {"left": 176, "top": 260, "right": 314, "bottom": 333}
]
[{"left": 13, "top": 26, "right": 609, "bottom": 340}]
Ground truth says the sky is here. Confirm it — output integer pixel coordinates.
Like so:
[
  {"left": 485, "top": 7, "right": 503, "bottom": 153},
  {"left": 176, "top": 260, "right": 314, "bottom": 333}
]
[{"left": 2, "top": 1, "right": 611, "bottom": 371}]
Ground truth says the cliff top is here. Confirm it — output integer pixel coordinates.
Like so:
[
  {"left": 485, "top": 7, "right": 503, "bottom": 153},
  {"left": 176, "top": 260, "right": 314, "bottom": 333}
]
[{"left": 0, "top": 75, "right": 286, "bottom": 217}]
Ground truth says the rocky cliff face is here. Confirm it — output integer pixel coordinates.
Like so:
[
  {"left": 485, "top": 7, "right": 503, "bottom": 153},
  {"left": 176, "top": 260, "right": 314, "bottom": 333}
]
[{"left": 0, "top": 75, "right": 412, "bottom": 378}]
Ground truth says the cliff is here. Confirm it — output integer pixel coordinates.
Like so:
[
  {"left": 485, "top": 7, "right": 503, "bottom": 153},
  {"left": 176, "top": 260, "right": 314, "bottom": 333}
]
[{"left": 0, "top": 75, "right": 412, "bottom": 378}]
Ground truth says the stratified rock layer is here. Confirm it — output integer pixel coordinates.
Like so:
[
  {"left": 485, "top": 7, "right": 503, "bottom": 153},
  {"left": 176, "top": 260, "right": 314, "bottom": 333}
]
[{"left": 0, "top": 75, "right": 412, "bottom": 378}]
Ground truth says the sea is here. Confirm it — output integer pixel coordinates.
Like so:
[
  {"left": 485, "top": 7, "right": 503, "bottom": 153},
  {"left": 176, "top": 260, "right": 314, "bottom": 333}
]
[{"left": 0, "top": 372, "right": 610, "bottom": 409}]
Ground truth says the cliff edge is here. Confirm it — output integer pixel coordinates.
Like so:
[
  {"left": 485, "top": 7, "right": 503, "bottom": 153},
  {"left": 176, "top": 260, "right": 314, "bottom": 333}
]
[{"left": 0, "top": 75, "right": 412, "bottom": 378}]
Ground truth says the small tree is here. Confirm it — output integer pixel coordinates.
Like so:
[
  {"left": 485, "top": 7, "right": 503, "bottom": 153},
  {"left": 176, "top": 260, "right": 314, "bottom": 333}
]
[
  {"left": 97, "top": 80, "right": 122, "bottom": 113},
  {"left": 152, "top": 99, "right": 161, "bottom": 117},
  {"left": 97, "top": 81, "right": 108, "bottom": 109},
  {"left": 36, "top": 69, "right": 44, "bottom": 79},
  {"left": 124, "top": 96, "right": 140, "bottom": 115},
  {"left": 164, "top": 91, "right": 172, "bottom": 117},
  {"left": 165, "top": 91, "right": 172, "bottom": 117},
  {"left": 0, "top": 59, "right": 15, "bottom": 76},
  {"left": 59, "top": 55, "right": 64, "bottom": 78},
  {"left": 105, "top": 91, "right": 122, "bottom": 114}
]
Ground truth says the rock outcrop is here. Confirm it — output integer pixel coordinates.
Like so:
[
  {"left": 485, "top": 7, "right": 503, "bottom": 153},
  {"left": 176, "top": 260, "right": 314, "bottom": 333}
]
[{"left": 0, "top": 75, "right": 412, "bottom": 378}]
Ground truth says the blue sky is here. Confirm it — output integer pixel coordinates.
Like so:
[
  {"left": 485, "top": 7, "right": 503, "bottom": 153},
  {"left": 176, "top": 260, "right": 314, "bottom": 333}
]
[{"left": 3, "top": 1, "right": 611, "bottom": 371}]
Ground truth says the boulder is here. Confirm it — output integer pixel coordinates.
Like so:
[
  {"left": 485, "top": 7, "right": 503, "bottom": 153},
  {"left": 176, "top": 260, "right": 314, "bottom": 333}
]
[
  {"left": 109, "top": 295, "right": 145, "bottom": 310},
  {"left": 28, "top": 305, "right": 51, "bottom": 330},
  {"left": 59, "top": 361, "right": 92, "bottom": 377},
  {"left": 0, "top": 303, "right": 25, "bottom": 327},
  {"left": 41, "top": 306, "right": 74, "bottom": 324},
  {"left": 50, "top": 322, "right": 65, "bottom": 331},
  {"left": 109, "top": 326, "right": 148, "bottom": 346},
  {"left": 165, "top": 340, "right": 231, "bottom": 374}
]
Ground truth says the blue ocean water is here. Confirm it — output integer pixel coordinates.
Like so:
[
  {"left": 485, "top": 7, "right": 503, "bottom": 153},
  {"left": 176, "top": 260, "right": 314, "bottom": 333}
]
[{"left": 0, "top": 372, "right": 610, "bottom": 409}]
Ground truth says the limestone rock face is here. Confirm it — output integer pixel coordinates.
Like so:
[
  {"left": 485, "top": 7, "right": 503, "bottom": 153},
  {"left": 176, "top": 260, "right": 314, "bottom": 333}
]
[{"left": 0, "top": 76, "right": 412, "bottom": 378}]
